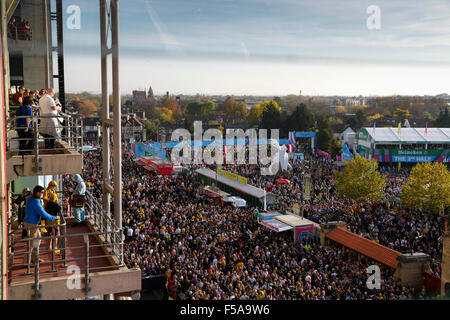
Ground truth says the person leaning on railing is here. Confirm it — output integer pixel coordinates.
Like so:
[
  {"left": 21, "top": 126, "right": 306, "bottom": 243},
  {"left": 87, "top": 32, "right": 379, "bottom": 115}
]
[
  {"left": 38, "top": 88, "right": 61, "bottom": 150},
  {"left": 23, "top": 185, "right": 60, "bottom": 264},
  {"left": 14, "top": 96, "right": 35, "bottom": 155},
  {"left": 70, "top": 174, "right": 87, "bottom": 227}
]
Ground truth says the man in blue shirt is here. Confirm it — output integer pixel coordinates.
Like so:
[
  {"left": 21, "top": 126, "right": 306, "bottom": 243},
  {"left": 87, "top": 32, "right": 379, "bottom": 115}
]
[
  {"left": 15, "top": 96, "right": 34, "bottom": 155},
  {"left": 23, "top": 185, "right": 60, "bottom": 264}
]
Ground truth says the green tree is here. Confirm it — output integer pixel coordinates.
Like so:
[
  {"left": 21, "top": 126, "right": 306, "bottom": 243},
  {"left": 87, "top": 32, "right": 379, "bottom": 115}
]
[
  {"left": 222, "top": 98, "right": 248, "bottom": 118},
  {"left": 162, "top": 98, "right": 182, "bottom": 120},
  {"left": 71, "top": 97, "right": 98, "bottom": 118},
  {"left": 330, "top": 137, "right": 342, "bottom": 158},
  {"left": 421, "top": 111, "right": 433, "bottom": 120},
  {"left": 247, "top": 101, "right": 280, "bottom": 126},
  {"left": 355, "top": 109, "right": 366, "bottom": 129},
  {"left": 434, "top": 107, "right": 450, "bottom": 127},
  {"left": 142, "top": 119, "right": 159, "bottom": 140},
  {"left": 261, "top": 100, "right": 281, "bottom": 130},
  {"left": 285, "top": 103, "right": 315, "bottom": 131},
  {"left": 185, "top": 101, "right": 216, "bottom": 115},
  {"left": 334, "top": 156, "right": 386, "bottom": 201},
  {"left": 394, "top": 108, "right": 412, "bottom": 119},
  {"left": 401, "top": 162, "right": 450, "bottom": 214},
  {"left": 247, "top": 104, "right": 264, "bottom": 126},
  {"left": 148, "top": 86, "right": 154, "bottom": 99},
  {"left": 316, "top": 115, "right": 333, "bottom": 152}
]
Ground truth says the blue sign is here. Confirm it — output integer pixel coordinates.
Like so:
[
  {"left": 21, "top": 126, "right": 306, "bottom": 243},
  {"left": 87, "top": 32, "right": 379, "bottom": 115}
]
[
  {"left": 294, "top": 153, "right": 305, "bottom": 163},
  {"left": 342, "top": 143, "right": 353, "bottom": 161},
  {"left": 133, "top": 143, "right": 166, "bottom": 159}
]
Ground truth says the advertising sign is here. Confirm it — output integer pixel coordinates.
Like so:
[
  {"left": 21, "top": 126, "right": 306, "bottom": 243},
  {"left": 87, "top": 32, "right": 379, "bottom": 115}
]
[
  {"left": 295, "top": 225, "right": 314, "bottom": 243},
  {"left": 374, "top": 149, "right": 449, "bottom": 163},
  {"left": 294, "top": 153, "right": 305, "bottom": 163},
  {"left": 303, "top": 175, "right": 311, "bottom": 200},
  {"left": 217, "top": 168, "right": 248, "bottom": 184}
]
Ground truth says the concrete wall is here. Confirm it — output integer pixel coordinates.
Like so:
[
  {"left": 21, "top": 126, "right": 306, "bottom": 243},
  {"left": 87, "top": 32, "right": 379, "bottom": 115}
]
[
  {"left": 396, "top": 253, "right": 430, "bottom": 288},
  {"left": 9, "top": 0, "right": 52, "bottom": 90},
  {"left": 320, "top": 221, "right": 346, "bottom": 246}
]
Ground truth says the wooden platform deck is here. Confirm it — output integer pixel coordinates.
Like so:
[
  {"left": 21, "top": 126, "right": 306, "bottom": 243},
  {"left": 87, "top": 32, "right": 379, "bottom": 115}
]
[{"left": 9, "top": 222, "right": 118, "bottom": 284}]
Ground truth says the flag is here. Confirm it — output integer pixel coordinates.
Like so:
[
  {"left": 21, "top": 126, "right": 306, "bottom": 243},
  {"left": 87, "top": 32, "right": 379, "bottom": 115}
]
[
  {"left": 372, "top": 122, "right": 376, "bottom": 137},
  {"left": 398, "top": 122, "right": 401, "bottom": 135},
  {"left": 425, "top": 122, "right": 428, "bottom": 135},
  {"left": 289, "top": 144, "right": 293, "bottom": 152},
  {"left": 289, "top": 131, "right": 296, "bottom": 152}
]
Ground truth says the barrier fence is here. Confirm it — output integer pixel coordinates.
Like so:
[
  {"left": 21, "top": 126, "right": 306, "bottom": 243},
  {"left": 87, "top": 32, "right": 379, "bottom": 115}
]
[{"left": 7, "top": 191, "right": 123, "bottom": 299}]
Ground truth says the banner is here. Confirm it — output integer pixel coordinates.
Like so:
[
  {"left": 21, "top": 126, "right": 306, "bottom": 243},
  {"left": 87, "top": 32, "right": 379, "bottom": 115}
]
[
  {"left": 289, "top": 131, "right": 296, "bottom": 152},
  {"left": 303, "top": 175, "right": 311, "bottom": 200},
  {"left": 133, "top": 143, "right": 166, "bottom": 160},
  {"left": 295, "top": 225, "right": 314, "bottom": 243},
  {"left": 374, "top": 149, "right": 449, "bottom": 163},
  {"left": 294, "top": 153, "right": 304, "bottom": 163},
  {"left": 217, "top": 168, "right": 248, "bottom": 185},
  {"left": 316, "top": 149, "right": 331, "bottom": 157}
]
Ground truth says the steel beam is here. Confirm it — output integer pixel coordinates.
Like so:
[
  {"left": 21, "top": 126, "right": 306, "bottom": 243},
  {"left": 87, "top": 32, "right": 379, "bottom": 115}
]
[
  {"left": 100, "top": 0, "right": 122, "bottom": 251},
  {"left": 111, "top": 0, "right": 122, "bottom": 240}
]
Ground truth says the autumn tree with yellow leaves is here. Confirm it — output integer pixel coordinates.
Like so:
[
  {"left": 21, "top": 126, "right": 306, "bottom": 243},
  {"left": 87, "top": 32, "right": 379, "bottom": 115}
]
[
  {"left": 401, "top": 162, "right": 450, "bottom": 214},
  {"left": 334, "top": 156, "right": 386, "bottom": 202}
]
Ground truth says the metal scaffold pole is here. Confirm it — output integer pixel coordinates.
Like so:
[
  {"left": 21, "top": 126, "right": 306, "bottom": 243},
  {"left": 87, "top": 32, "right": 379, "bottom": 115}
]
[{"left": 100, "top": 0, "right": 122, "bottom": 253}]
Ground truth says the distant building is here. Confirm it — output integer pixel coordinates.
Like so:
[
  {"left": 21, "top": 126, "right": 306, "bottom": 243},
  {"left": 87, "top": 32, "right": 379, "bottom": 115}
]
[
  {"left": 122, "top": 114, "right": 145, "bottom": 143},
  {"left": 83, "top": 117, "right": 101, "bottom": 142},
  {"left": 132, "top": 90, "right": 147, "bottom": 102}
]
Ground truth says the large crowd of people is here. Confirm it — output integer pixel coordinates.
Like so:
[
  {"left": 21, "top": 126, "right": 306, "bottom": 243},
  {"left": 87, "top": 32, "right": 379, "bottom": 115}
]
[{"left": 70, "top": 147, "right": 445, "bottom": 300}]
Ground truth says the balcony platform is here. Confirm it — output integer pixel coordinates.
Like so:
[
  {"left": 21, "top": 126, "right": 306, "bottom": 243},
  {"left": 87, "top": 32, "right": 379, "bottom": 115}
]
[
  {"left": 6, "top": 140, "right": 83, "bottom": 183},
  {"left": 8, "top": 219, "right": 141, "bottom": 300}
]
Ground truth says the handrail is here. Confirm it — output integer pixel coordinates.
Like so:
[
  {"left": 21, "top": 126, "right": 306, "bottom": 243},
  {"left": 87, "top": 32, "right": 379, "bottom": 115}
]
[
  {"left": 7, "top": 25, "right": 33, "bottom": 41},
  {"left": 7, "top": 191, "right": 124, "bottom": 298},
  {"left": 6, "top": 114, "right": 83, "bottom": 171}
]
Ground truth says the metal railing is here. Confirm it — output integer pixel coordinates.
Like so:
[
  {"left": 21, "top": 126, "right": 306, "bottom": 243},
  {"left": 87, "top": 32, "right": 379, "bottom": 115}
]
[
  {"left": 7, "top": 113, "right": 83, "bottom": 173},
  {"left": 7, "top": 26, "right": 33, "bottom": 41},
  {"left": 7, "top": 191, "right": 124, "bottom": 299}
]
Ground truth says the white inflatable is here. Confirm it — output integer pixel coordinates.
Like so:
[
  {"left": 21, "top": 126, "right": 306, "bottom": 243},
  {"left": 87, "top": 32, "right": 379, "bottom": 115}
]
[{"left": 261, "top": 141, "right": 292, "bottom": 175}]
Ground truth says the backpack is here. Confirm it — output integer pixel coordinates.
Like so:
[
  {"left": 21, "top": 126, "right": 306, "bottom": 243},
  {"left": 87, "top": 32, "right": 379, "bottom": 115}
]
[{"left": 71, "top": 194, "right": 85, "bottom": 208}]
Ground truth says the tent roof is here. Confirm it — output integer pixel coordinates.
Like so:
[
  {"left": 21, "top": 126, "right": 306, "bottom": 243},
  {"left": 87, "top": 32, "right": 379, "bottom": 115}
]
[
  {"left": 274, "top": 214, "right": 314, "bottom": 227},
  {"left": 326, "top": 227, "right": 401, "bottom": 268},
  {"left": 195, "top": 168, "right": 272, "bottom": 199},
  {"left": 259, "top": 219, "right": 293, "bottom": 232},
  {"left": 360, "top": 127, "right": 450, "bottom": 144}
]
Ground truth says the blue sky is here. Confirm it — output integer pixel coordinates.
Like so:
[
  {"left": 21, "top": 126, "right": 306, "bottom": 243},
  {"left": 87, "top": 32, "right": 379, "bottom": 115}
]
[{"left": 61, "top": 0, "right": 450, "bottom": 96}]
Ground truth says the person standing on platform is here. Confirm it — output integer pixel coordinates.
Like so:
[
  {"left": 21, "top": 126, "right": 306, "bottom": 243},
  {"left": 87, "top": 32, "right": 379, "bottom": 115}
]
[
  {"left": 71, "top": 174, "right": 86, "bottom": 227},
  {"left": 23, "top": 186, "right": 59, "bottom": 264}
]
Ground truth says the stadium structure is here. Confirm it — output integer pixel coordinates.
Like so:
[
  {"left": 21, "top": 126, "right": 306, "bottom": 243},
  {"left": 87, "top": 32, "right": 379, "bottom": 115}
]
[{"left": 0, "top": 0, "right": 141, "bottom": 300}]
